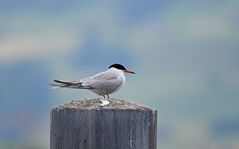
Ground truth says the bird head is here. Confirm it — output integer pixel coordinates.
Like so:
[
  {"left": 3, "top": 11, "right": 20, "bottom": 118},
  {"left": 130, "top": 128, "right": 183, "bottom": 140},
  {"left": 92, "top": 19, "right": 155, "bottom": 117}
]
[{"left": 109, "top": 64, "right": 135, "bottom": 74}]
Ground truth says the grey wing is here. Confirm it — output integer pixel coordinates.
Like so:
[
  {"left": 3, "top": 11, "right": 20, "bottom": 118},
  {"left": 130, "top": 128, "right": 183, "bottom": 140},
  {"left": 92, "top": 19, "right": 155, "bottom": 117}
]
[
  {"left": 91, "top": 70, "right": 118, "bottom": 80},
  {"left": 81, "top": 71, "right": 122, "bottom": 90}
]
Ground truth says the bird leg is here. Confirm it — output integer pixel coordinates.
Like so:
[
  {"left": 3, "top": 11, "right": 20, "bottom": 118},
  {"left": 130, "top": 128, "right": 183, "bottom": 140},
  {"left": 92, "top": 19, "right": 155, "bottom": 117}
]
[
  {"left": 103, "top": 95, "right": 105, "bottom": 98},
  {"left": 107, "top": 94, "right": 110, "bottom": 98}
]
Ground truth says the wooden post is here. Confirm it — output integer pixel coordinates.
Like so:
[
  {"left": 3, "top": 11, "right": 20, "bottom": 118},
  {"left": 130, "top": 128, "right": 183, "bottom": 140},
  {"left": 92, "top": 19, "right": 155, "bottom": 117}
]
[{"left": 50, "top": 98, "right": 157, "bottom": 149}]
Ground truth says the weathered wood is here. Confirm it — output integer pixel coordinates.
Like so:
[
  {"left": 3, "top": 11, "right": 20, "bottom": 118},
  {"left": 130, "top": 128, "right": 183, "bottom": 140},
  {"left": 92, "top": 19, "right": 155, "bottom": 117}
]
[{"left": 50, "top": 98, "right": 157, "bottom": 149}]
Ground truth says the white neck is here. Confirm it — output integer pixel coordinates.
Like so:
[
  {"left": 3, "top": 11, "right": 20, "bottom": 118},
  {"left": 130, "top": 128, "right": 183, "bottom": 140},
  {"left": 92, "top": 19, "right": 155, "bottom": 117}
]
[{"left": 109, "top": 67, "right": 126, "bottom": 82}]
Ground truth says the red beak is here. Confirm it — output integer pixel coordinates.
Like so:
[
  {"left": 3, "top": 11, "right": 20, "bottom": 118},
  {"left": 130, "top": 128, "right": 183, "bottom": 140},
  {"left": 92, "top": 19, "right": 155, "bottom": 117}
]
[{"left": 124, "top": 69, "right": 135, "bottom": 74}]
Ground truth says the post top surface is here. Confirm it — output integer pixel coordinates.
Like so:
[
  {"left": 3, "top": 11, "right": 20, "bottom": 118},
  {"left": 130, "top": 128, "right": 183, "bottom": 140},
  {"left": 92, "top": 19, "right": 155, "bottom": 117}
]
[{"left": 53, "top": 98, "right": 155, "bottom": 111}]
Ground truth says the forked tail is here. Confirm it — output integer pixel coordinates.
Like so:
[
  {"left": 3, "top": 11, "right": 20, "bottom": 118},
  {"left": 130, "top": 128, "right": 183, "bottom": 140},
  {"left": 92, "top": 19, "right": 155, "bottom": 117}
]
[{"left": 50, "top": 80, "right": 84, "bottom": 89}]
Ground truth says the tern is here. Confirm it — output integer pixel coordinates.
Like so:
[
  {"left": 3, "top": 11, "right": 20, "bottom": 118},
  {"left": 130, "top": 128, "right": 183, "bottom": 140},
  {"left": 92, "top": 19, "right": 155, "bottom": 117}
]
[{"left": 50, "top": 64, "right": 135, "bottom": 98}]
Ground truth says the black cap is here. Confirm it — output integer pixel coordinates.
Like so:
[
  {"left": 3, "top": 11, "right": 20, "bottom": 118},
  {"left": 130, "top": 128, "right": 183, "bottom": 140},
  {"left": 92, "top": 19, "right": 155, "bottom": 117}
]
[{"left": 109, "top": 64, "right": 127, "bottom": 70}]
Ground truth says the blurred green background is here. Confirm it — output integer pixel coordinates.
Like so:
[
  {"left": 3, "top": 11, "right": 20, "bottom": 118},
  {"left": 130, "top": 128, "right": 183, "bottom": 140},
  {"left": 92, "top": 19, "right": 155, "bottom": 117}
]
[{"left": 0, "top": 0, "right": 239, "bottom": 149}]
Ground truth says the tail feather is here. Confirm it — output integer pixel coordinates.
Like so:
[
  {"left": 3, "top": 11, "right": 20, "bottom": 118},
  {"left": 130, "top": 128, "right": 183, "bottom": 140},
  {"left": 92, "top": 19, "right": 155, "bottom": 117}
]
[
  {"left": 50, "top": 80, "right": 92, "bottom": 89},
  {"left": 53, "top": 80, "right": 72, "bottom": 85}
]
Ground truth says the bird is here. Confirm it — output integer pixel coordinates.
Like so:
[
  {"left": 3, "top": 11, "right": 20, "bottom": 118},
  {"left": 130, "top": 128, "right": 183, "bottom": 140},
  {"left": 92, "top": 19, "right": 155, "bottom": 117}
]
[{"left": 50, "top": 64, "right": 135, "bottom": 98}]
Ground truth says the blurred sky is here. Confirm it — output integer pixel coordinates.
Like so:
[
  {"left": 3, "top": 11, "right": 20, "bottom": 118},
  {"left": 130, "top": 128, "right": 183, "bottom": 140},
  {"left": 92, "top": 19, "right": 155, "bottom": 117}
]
[{"left": 0, "top": 0, "right": 239, "bottom": 149}]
